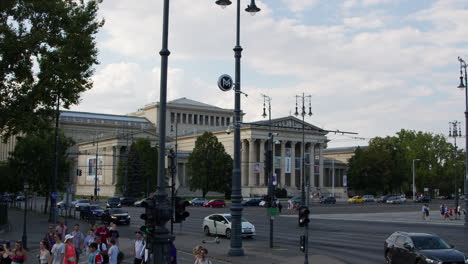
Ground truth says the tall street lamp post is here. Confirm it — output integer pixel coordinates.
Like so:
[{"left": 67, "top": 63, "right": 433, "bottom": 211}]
[
  {"left": 51, "top": 95, "right": 60, "bottom": 225},
  {"left": 170, "top": 121, "right": 179, "bottom": 235},
  {"left": 152, "top": 0, "right": 174, "bottom": 263},
  {"left": 449, "top": 121, "right": 462, "bottom": 212},
  {"left": 457, "top": 56, "right": 468, "bottom": 226},
  {"left": 412, "top": 159, "right": 420, "bottom": 201},
  {"left": 22, "top": 182, "right": 29, "bottom": 249},
  {"left": 215, "top": 0, "right": 260, "bottom": 256}
]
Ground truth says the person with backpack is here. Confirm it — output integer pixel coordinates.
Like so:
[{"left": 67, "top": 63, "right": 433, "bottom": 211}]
[
  {"left": 87, "top": 243, "right": 102, "bottom": 264},
  {"left": 94, "top": 237, "right": 108, "bottom": 264}
]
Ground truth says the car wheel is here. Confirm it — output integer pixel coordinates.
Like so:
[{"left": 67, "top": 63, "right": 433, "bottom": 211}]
[
  {"left": 204, "top": 226, "right": 211, "bottom": 236},
  {"left": 225, "top": 228, "right": 231, "bottom": 239},
  {"left": 385, "top": 251, "right": 393, "bottom": 264}
]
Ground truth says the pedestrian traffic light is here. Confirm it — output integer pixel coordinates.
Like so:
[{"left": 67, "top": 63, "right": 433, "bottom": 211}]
[
  {"left": 174, "top": 197, "right": 190, "bottom": 223},
  {"left": 298, "top": 206, "right": 310, "bottom": 227},
  {"left": 300, "top": 235, "right": 306, "bottom": 252},
  {"left": 140, "top": 198, "right": 156, "bottom": 235}
]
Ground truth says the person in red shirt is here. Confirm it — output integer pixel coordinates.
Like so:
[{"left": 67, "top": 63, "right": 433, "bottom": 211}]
[
  {"left": 95, "top": 223, "right": 110, "bottom": 244},
  {"left": 63, "top": 234, "right": 76, "bottom": 264}
]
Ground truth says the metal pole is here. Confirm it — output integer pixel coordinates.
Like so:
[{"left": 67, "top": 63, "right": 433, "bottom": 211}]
[
  {"left": 412, "top": 159, "right": 416, "bottom": 201},
  {"left": 229, "top": 0, "right": 244, "bottom": 256},
  {"left": 463, "top": 61, "right": 468, "bottom": 227},
  {"left": 171, "top": 121, "right": 178, "bottom": 235},
  {"left": 455, "top": 139, "right": 459, "bottom": 212},
  {"left": 94, "top": 137, "right": 98, "bottom": 200},
  {"left": 301, "top": 94, "right": 306, "bottom": 206},
  {"left": 21, "top": 184, "right": 27, "bottom": 249},
  {"left": 51, "top": 95, "right": 60, "bottom": 225},
  {"left": 304, "top": 184, "right": 309, "bottom": 264},
  {"left": 332, "top": 159, "right": 335, "bottom": 197},
  {"left": 153, "top": 0, "right": 173, "bottom": 262}
]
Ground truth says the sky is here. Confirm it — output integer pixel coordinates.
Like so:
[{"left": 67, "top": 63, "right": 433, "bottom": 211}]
[{"left": 70, "top": 0, "right": 468, "bottom": 148}]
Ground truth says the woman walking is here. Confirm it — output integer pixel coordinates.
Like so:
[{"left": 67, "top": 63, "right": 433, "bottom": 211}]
[
  {"left": 10, "top": 241, "right": 27, "bottom": 264},
  {"left": 39, "top": 241, "right": 51, "bottom": 264},
  {"left": 64, "top": 235, "right": 76, "bottom": 264},
  {"left": 193, "top": 247, "right": 211, "bottom": 264}
]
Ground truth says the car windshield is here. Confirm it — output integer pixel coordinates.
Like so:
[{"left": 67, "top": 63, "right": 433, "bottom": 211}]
[
  {"left": 108, "top": 198, "right": 119, "bottom": 202},
  {"left": 77, "top": 200, "right": 89, "bottom": 203},
  {"left": 223, "top": 215, "right": 248, "bottom": 223},
  {"left": 110, "top": 209, "right": 126, "bottom": 214},
  {"left": 90, "top": 205, "right": 102, "bottom": 210},
  {"left": 412, "top": 236, "right": 452, "bottom": 250}
]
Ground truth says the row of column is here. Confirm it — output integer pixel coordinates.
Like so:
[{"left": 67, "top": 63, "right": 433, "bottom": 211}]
[{"left": 241, "top": 138, "right": 324, "bottom": 189}]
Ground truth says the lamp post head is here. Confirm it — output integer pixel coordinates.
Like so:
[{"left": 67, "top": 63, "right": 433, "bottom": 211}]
[
  {"left": 458, "top": 76, "right": 466, "bottom": 89},
  {"left": 215, "top": 0, "right": 232, "bottom": 8},
  {"left": 262, "top": 107, "right": 267, "bottom": 118},
  {"left": 245, "top": 0, "right": 261, "bottom": 15}
]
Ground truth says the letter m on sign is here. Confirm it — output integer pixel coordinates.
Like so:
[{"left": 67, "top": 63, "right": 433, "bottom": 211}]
[{"left": 222, "top": 78, "right": 231, "bottom": 87}]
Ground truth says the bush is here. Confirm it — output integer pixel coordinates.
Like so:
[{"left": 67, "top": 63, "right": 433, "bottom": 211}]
[{"left": 275, "top": 188, "right": 288, "bottom": 198}]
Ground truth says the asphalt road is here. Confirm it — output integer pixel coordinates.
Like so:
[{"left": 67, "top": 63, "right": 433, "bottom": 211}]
[{"left": 114, "top": 202, "right": 468, "bottom": 264}]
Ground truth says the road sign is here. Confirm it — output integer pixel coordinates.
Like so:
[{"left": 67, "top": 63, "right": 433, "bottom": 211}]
[
  {"left": 51, "top": 192, "right": 58, "bottom": 199},
  {"left": 217, "top": 74, "right": 233, "bottom": 91}
]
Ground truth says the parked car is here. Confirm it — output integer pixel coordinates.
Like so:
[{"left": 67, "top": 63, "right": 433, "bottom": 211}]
[
  {"left": 106, "top": 197, "right": 121, "bottom": 208},
  {"left": 320, "top": 196, "right": 336, "bottom": 204},
  {"left": 80, "top": 204, "right": 105, "bottom": 220},
  {"left": 57, "top": 200, "right": 73, "bottom": 209},
  {"left": 242, "top": 198, "right": 262, "bottom": 206},
  {"left": 190, "top": 198, "right": 208, "bottom": 206},
  {"left": 415, "top": 196, "right": 431, "bottom": 203},
  {"left": 386, "top": 196, "right": 404, "bottom": 204},
  {"left": 377, "top": 195, "right": 393, "bottom": 203},
  {"left": 347, "top": 196, "right": 364, "bottom": 203},
  {"left": 120, "top": 197, "right": 137, "bottom": 206},
  {"left": 384, "top": 231, "right": 467, "bottom": 264},
  {"left": 362, "top": 195, "right": 375, "bottom": 202},
  {"left": 203, "top": 214, "right": 255, "bottom": 239},
  {"left": 74, "top": 199, "right": 90, "bottom": 211},
  {"left": 102, "top": 208, "right": 131, "bottom": 225},
  {"left": 203, "top": 199, "right": 226, "bottom": 208},
  {"left": 134, "top": 198, "right": 152, "bottom": 207},
  {"left": 288, "top": 196, "right": 302, "bottom": 206},
  {"left": 15, "top": 195, "right": 25, "bottom": 201}
]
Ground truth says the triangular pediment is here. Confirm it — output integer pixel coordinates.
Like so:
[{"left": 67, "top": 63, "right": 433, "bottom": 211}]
[{"left": 250, "top": 116, "right": 326, "bottom": 134}]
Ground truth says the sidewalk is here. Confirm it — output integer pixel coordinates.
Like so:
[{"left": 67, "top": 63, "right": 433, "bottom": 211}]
[
  {"left": 1, "top": 209, "right": 346, "bottom": 264},
  {"left": 281, "top": 210, "right": 466, "bottom": 226}
]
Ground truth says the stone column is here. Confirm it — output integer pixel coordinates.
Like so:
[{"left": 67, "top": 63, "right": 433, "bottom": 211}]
[
  {"left": 259, "top": 139, "right": 265, "bottom": 186},
  {"left": 319, "top": 143, "right": 324, "bottom": 188},
  {"left": 248, "top": 138, "right": 256, "bottom": 186},
  {"left": 241, "top": 140, "right": 249, "bottom": 186},
  {"left": 280, "top": 140, "right": 286, "bottom": 188},
  {"left": 290, "top": 141, "right": 296, "bottom": 188}
]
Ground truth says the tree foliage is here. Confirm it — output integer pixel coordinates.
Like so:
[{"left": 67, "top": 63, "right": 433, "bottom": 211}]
[
  {"left": 347, "top": 129, "right": 463, "bottom": 196},
  {"left": 5, "top": 130, "right": 74, "bottom": 194},
  {"left": 187, "top": 132, "right": 233, "bottom": 198},
  {"left": 116, "top": 138, "right": 157, "bottom": 197},
  {"left": 0, "top": 0, "right": 104, "bottom": 139}
]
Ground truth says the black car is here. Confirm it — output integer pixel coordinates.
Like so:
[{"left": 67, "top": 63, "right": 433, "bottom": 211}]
[
  {"left": 320, "top": 196, "right": 336, "bottom": 204},
  {"left": 102, "top": 208, "right": 131, "bottom": 225},
  {"left": 190, "top": 198, "right": 208, "bottom": 206},
  {"left": 415, "top": 196, "right": 431, "bottom": 203},
  {"left": 242, "top": 198, "right": 262, "bottom": 206},
  {"left": 384, "top": 231, "right": 467, "bottom": 264},
  {"left": 120, "top": 197, "right": 137, "bottom": 206},
  {"left": 378, "top": 195, "right": 394, "bottom": 203},
  {"left": 106, "top": 197, "right": 121, "bottom": 208}
]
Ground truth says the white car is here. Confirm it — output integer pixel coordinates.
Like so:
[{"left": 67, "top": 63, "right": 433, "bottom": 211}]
[
  {"left": 74, "top": 199, "right": 90, "bottom": 210},
  {"left": 203, "top": 214, "right": 255, "bottom": 239}
]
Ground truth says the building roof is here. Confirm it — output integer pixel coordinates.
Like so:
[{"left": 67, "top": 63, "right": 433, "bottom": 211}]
[
  {"left": 323, "top": 146, "right": 367, "bottom": 154},
  {"left": 250, "top": 116, "right": 326, "bottom": 133},
  {"left": 168, "top": 97, "right": 223, "bottom": 110},
  {"left": 61, "top": 111, "right": 151, "bottom": 123}
]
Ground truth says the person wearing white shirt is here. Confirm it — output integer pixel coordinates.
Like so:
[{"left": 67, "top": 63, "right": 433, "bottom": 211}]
[
  {"left": 133, "top": 232, "right": 145, "bottom": 264},
  {"left": 108, "top": 239, "right": 119, "bottom": 264}
]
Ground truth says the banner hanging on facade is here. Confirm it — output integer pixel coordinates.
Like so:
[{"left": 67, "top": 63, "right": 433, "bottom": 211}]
[
  {"left": 285, "top": 157, "right": 291, "bottom": 173},
  {"left": 343, "top": 175, "right": 347, "bottom": 187},
  {"left": 253, "top": 163, "right": 261, "bottom": 173}
]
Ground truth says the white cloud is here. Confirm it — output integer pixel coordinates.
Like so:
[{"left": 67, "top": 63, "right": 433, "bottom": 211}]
[
  {"left": 281, "top": 0, "right": 320, "bottom": 13},
  {"left": 343, "top": 16, "right": 384, "bottom": 29}
]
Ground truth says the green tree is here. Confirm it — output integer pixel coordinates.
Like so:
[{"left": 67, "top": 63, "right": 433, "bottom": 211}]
[
  {"left": 187, "top": 132, "right": 233, "bottom": 198},
  {"left": 6, "top": 130, "right": 74, "bottom": 213},
  {"left": 116, "top": 138, "right": 157, "bottom": 197},
  {"left": 0, "top": 0, "right": 104, "bottom": 140}
]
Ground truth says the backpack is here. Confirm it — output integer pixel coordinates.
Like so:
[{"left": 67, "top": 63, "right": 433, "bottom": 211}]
[
  {"left": 95, "top": 254, "right": 103, "bottom": 264},
  {"left": 117, "top": 251, "right": 124, "bottom": 264}
]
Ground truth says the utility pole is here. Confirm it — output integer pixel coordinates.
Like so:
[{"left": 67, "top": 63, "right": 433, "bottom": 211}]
[
  {"left": 449, "top": 120, "right": 461, "bottom": 212},
  {"left": 412, "top": 159, "right": 420, "bottom": 201},
  {"left": 51, "top": 95, "right": 60, "bottom": 225},
  {"left": 94, "top": 134, "right": 99, "bottom": 200}
]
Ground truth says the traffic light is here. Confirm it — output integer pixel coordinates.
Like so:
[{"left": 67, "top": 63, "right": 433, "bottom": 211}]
[
  {"left": 298, "top": 206, "right": 310, "bottom": 227},
  {"left": 79, "top": 169, "right": 82, "bottom": 176},
  {"left": 140, "top": 198, "right": 156, "bottom": 236},
  {"left": 300, "top": 235, "right": 306, "bottom": 252},
  {"left": 174, "top": 197, "right": 190, "bottom": 223}
]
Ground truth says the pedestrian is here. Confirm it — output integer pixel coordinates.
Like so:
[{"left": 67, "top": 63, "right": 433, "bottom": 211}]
[
  {"left": 44, "top": 225, "right": 56, "bottom": 250},
  {"left": 87, "top": 243, "right": 102, "bottom": 264},
  {"left": 94, "top": 237, "right": 108, "bottom": 264},
  {"left": 277, "top": 201, "right": 283, "bottom": 213},
  {"left": 95, "top": 224, "right": 110, "bottom": 245},
  {"left": 71, "top": 224, "right": 84, "bottom": 263},
  {"left": 1, "top": 242, "right": 12, "bottom": 264},
  {"left": 56, "top": 218, "right": 68, "bottom": 241},
  {"left": 39, "top": 240, "right": 51, "bottom": 264},
  {"left": 84, "top": 230, "right": 95, "bottom": 255},
  {"left": 440, "top": 204, "right": 445, "bottom": 219},
  {"left": 170, "top": 242, "right": 176, "bottom": 264},
  {"left": 456, "top": 205, "right": 461, "bottom": 220},
  {"left": 50, "top": 233, "right": 65, "bottom": 264},
  {"left": 107, "top": 239, "right": 119, "bottom": 264},
  {"left": 133, "top": 231, "right": 145, "bottom": 264},
  {"left": 10, "top": 241, "right": 27, "bottom": 264},
  {"left": 109, "top": 223, "right": 119, "bottom": 246},
  {"left": 421, "top": 204, "right": 429, "bottom": 220},
  {"left": 194, "top": 247, "right": 211, "bottom": 264},
  {"left": 64, "top": 235, "right": 76, "bottom": 264}
]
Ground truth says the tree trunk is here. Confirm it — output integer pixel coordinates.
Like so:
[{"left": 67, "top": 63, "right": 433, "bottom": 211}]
[{"left": 44, "top": 191, "right": 49, "bottom": 215}]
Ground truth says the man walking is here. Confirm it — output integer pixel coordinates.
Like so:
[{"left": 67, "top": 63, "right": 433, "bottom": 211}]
[
  {"left": 133, "top": 231, "right": 145, "bottom": 264},
  {"left": 71, "top": 224, "right": 84, "bottom": 263}
]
